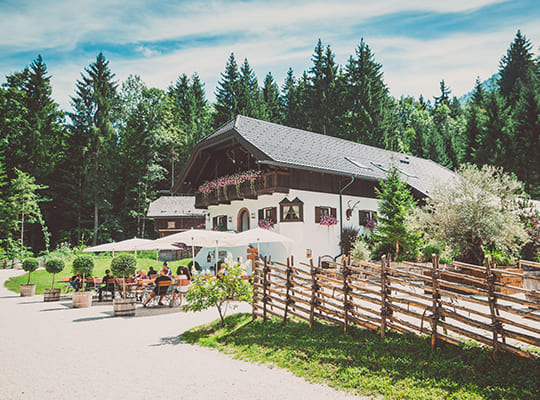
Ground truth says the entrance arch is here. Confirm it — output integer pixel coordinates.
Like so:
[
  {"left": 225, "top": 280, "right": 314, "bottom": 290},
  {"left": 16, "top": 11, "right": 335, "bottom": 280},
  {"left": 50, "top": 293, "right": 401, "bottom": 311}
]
[{"left": 237, "top": 208, "right": 250, "bottom": 232}]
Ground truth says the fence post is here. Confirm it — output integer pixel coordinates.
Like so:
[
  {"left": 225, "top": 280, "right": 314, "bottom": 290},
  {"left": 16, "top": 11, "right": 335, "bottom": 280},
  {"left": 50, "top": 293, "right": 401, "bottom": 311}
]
[
  {"left": 342, "top": 257, "right": 351, "bottom": 332},
  {"left": 380, "top": 255, "right": 388, "bottom": 339},
  {"left": 262, "top": 256, "right": 270, "bottom": 323},
  {"left": 252, "top": 259, "right": 258, "bottom": 321},
  {"left": 485, "top": 255, "right": 502, "bottom": 359},
  {"left": 309, "top": 258, "right": 319, "bottom": 328},
  {"left": 430, "top": 254, "right": 440, "bottom": 350},
  {"left": 283, "top": 257, "right": 293, "bottom": 325}
]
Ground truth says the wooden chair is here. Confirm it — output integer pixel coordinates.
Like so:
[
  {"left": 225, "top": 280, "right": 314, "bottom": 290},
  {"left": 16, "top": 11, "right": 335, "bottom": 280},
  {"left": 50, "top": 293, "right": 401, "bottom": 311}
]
[{"left": 143, "top": 279, "right": 173, "bottom": 307}]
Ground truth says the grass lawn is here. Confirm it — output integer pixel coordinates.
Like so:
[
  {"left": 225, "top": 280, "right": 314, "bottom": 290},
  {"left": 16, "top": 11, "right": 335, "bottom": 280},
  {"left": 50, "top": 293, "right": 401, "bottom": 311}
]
[
  {"left": 4, "top": 253, "right": 193, "bottom": 295},
  {"left": 182, "top": 313, "right": 540, "bottom": 400}
]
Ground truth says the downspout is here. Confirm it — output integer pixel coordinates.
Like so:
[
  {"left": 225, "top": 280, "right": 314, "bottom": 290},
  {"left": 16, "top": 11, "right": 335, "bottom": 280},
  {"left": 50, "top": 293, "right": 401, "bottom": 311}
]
[{"left": 338, "top": 175, "right": 355, "bottom": 257}]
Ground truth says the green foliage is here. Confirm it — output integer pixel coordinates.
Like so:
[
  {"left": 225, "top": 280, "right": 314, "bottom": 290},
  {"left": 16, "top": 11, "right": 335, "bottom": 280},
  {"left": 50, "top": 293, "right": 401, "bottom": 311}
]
[
  {"left": 184, "top": 313, "right": 540, "bottom": 399},
  {"left": 339, "top": 227, "right": 359, "bottom": 256},
  {"left": 418, "top": 164, "right": 527, "bottom": 265},
  {"left": 110, "top": 254, "right": 137, "bottom": 277},
  {"left": 44, "top": 257, "right": 65, "bottom": 289},
  {"left": 372, "top": 166, "right": 420, "bottom": 261},
  {"left": 22, "top": 257, "right": 39, "bottom": 285},
  {"left": 350, "top": 238, "right": 370, "bottom": 261},
  {"left": 72, "top": 254, "right": 95, "bottom": 277},
  {"left": 183, "top": 259, "right": 200, "bottom": 273},
  {"left": 22, "top": 258, "right": 39, "bottom": 273},
  {"left": 44, "top": 257, "right": 65, "bottom": 274},
  {"left": 184, "top": 259, "right": 252, "bottom": 326}
]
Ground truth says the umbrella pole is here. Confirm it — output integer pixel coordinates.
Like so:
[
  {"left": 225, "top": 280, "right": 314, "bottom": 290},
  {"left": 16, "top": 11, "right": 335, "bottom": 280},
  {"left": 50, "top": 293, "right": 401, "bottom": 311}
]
[{"left": 215, "top": 241, "right": 218, "bottom": 275}]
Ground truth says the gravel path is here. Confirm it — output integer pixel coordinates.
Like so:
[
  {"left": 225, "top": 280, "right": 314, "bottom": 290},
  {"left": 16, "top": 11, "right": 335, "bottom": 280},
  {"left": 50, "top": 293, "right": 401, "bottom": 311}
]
[{"left": 0, "top": 269, "right": 362, "bottom": 400}]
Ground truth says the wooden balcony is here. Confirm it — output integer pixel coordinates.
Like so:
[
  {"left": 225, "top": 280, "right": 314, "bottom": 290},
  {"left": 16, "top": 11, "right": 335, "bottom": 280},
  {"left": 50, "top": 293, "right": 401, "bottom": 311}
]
[{"left": 195, "top": 172, "right": 289, "bottom": 209}]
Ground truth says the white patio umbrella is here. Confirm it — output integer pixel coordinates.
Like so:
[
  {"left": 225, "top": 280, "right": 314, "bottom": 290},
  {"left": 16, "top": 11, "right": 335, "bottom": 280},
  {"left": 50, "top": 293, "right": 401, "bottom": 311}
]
[
  {"left": 140, "top": 229, "right": 236, "bottom": 274},
  {"left": 83, "top": 237, "right": 154, "bottom": 257},
  {"left": 221, "top": 227, "right": 293, "bottom": 254}
]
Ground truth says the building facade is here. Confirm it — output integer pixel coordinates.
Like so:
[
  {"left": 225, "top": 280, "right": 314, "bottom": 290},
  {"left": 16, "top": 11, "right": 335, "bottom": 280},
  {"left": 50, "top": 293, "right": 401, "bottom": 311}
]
[{"left": 173, "top": 115, "right": 454, "bottom": 267}]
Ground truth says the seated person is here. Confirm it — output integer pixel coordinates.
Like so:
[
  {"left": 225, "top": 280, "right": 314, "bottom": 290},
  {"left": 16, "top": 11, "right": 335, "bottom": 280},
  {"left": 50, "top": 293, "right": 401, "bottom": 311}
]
[
  {"left": 217, "top": 262, "right": 227, "bottom": 277},
  {"left": 135, "top": 269, "right": 147, "bottom": 280},
  {"left": 174, "top": 266, "right": 192, "bottom": 306},
  {"left": 147, "top": 266, "right": 157, "bottom": 279},
  {"left": 98, "top": 269, "right": 114, "bottom": 301},
  {"left": 69, "top": 272, "right": 81, "bottom": 291},
  {"left": 143, "top": 266, "right": 173, "bottom": 307}
]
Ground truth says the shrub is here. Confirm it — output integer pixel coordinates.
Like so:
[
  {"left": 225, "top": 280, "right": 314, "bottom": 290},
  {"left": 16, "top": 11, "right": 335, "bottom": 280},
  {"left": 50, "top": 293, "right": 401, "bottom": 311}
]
[
  {"left": 22, "top": 258, "right": 39, "bottom": 285},
  {"left": 110, "top": 254, "right": 137, "bottom": 277},
  {"left": 340, "top": 227, "right": 359, "bottom": 256},
  {"left": 351, "top": 238, "right": 371, "bottom": 262},
  {"left": 185, "top": 259, "right": 252, "bottom": 326},
  {"left": 422, "top": 243, "right": 443, "bottom": 262},
  {"left": 45, "top": 258, "right": 65, "bottom": 290},
  {"left": 72, "top": 255, "right": 95, "bottom": 277}
]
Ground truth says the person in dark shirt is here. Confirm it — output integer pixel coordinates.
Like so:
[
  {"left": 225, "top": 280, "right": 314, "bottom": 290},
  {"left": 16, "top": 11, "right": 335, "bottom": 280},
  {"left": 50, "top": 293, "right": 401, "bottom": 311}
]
[
  {"left": 143, "top": 266, "right": 172, "bottom": 307},
  {"left": 98, "top": 269, "right": 114, "bottom": 301},
  {"left": 147, "top": 266, "right": 157, "bottom": 279},
  {"left": 69, "top": 272, "right": 81, "bottom": 291}
]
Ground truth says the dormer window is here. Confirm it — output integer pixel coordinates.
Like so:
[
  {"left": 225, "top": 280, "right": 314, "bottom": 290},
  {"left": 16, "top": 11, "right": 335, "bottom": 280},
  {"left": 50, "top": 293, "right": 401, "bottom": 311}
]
[{"left": 279, "top": 197, "right": 304, "bottom": 222}]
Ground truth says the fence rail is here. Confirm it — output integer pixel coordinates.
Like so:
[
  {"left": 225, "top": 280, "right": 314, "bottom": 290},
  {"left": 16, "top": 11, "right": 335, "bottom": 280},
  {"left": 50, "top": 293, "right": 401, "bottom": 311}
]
[{"left": 252, "top": 255, "right": 540, "bottom": 359}]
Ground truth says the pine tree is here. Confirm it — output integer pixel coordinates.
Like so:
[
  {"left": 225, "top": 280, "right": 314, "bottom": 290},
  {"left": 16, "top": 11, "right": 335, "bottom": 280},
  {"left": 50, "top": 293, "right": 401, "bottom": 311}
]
[
  {"left": 343, "top": 39, "right": 394, "bottom": 146},
  {"left": 372, "top": 166, "right": 420, "bottom": 261},
  {"left": 498, "top": 30, "right": 536, "bottom": 108},
  {"left": 69, "top": 53, "right": 118, "bottom": 245},
  {"left": 433, "top": 80, "right": 451, "bottom": 108},
  {"left": 262, "top": 72, "right": 282, "bottom": 123},
  {"left": 214, "top": 53, "right": 240, "bottom": 127},
  {"left": 510, "top": 70, "right": 540, "bottom": 198}
]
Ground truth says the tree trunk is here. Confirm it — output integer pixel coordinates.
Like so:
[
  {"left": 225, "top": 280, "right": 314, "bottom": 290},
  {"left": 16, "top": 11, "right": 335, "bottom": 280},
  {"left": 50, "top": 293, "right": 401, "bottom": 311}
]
[{"left": 92, "top": 203, "right": 98, "bottom": 246}]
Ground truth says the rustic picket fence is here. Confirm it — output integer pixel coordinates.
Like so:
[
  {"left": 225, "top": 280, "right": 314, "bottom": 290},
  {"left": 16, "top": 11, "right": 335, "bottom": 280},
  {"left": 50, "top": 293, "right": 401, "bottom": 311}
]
[{"left": 252, "top": 255, "right": 540, "bottom": 359}]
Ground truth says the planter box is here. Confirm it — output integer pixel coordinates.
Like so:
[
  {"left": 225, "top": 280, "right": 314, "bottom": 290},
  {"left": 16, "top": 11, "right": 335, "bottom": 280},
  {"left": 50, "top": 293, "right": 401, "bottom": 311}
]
[
  {"left": 43, "top": 288, "right": 61, "bottom": 302},
  {"left": 72, "top": 291, "right": 93, "bottom": 308},
  {"left": 20, "top": 284, "right": 36, "bottom": 297},
  {"left": 113, "top": 298, "right": 136, "bottom": 317}
]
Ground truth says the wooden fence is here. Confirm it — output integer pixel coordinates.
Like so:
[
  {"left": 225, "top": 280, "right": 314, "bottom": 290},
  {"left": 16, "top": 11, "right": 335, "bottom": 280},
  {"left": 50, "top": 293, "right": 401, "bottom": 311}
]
[{"left": 252, "top": 255, "right": 540, "bottom": 359}]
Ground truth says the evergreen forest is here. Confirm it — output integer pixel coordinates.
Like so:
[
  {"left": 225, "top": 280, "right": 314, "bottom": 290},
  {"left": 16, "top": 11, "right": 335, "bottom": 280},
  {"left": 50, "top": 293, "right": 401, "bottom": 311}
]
[{"left": 1, "top": 31, "right": 539, "bottom": 257}]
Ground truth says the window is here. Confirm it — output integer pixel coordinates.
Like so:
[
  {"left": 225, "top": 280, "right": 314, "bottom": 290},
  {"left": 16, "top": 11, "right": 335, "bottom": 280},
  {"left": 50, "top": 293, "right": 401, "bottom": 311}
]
[
  {"left": 212, "top": 215, "right": 228, "bottom": 231},
  {"left": 167, "top": 221, "right": 176, "bottom": 229},
  {"left": 359, "top": 210, "right": 377, "bottom": 226},
  {"left": 280, "top": 197, "right": 303, "bottom": 222},
  {"left": 258, "top": 207, "right": 277, "bottom": 222},
  {"left": 314, "top": 206, "right": 337, "bottom": 223}
]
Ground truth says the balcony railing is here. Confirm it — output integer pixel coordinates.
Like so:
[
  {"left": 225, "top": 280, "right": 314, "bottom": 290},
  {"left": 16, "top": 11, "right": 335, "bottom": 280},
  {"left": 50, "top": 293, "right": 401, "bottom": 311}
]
[{"left": 195, "top": 172, "right": 289, "bottom": 208}]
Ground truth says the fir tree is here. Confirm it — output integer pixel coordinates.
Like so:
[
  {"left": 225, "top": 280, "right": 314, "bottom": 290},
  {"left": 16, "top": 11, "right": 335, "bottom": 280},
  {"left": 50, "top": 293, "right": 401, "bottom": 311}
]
[
  {"left": 214, "top": 53, "right": 240, "bottom": 127},
  {"left": 372, "top": 166, "right": 420, "bottom": 261},
  {"left": 262, "top": 72, "right": 282, "bottom": 123},
  {"left": 69, "top": 53, "right": 118, "bottom": 245}
]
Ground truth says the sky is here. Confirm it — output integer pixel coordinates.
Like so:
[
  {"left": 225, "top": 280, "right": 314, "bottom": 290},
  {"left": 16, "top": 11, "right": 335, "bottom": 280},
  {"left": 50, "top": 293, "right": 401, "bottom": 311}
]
[{"left": 1, "top": 0, "right": 540, "bottom": 112}]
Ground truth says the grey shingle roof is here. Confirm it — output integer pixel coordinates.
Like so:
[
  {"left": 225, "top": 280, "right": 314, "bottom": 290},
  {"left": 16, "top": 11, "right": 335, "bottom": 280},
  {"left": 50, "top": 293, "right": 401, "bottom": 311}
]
[
  {"left": 146, "top": 196, "right": 205, "bottom": 217},
  {"left": 201, "top": 115, "right": 454, "bottom": 197}
]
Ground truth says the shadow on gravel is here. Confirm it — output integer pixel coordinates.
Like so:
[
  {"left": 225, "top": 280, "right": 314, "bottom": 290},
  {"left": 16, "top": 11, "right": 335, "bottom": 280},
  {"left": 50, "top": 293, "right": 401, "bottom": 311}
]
[{"left": 150, "top": 335, "right": 185, "bottom": 346}]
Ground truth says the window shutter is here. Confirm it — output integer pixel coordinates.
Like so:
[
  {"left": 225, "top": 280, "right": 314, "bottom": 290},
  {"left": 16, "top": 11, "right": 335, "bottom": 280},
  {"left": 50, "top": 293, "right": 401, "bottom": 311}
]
[
  {"left": 258, "top": 209, "right": 264, "bottom": 220},
  {"left": 212, "top": 216, "right": 217, "bottom": 228},
  {"left": 270, "top": 207, "right": 277, "bottom": 222},
  {"left": 315, "top": 206, "right": 321, "bottom": 223},
  {"left": 330, "top": 208, "right": 337, "bottom": 218}
]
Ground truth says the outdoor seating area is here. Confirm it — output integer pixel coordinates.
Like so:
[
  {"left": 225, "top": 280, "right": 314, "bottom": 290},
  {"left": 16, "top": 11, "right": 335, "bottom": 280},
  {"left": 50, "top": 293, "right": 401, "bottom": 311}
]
[{"left": 61, "top": 274, "right": 191, "bottom": 308}]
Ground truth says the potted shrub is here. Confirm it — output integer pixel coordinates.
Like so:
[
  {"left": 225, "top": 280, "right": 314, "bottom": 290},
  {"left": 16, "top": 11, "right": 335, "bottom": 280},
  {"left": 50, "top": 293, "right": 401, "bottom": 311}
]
[
  {"left": 110, "top": 254, "right": 137, "bottom": 316},
  {"left": 71, "top": 255, "right": 95, "bottom": 308},
  {"left": 43, "top": 258, "right": 65, "bottom": 302},
  {"left": 20, "top": 258, "right": 39, "bottom": 296}
]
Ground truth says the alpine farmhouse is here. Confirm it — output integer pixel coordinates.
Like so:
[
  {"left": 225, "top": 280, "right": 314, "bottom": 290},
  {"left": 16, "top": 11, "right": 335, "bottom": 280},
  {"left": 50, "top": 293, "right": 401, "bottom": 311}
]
[{"left": 173, "top": 115, "right": 454, "bottom": 266}]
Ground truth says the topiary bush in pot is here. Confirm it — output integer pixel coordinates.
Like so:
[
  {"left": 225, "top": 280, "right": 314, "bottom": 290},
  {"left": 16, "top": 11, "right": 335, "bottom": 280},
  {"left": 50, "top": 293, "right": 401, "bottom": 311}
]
[
  {"left": 71, "top": 255, "right": 95, "bottom": 307},
  {"left": 44, "top": 258, "right": 65, "bottom": 301},
  {"left": 110, "top": 254, "right": 137, "bottom": 315},
  {"left": 20, "top": 257, "right": 39, "bottom": 296}
]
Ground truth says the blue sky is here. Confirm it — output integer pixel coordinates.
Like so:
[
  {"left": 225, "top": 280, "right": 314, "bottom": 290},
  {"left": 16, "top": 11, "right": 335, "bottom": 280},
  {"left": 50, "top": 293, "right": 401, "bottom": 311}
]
[{"left": 1, "top": 0, "right": 539, "bottom": 111}]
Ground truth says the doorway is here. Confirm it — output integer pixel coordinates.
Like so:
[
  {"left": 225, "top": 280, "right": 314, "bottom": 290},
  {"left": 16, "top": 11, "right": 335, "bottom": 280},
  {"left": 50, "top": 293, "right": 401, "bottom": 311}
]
[{"left": 237, "top": 208, "right": 250, "bottom": 232}]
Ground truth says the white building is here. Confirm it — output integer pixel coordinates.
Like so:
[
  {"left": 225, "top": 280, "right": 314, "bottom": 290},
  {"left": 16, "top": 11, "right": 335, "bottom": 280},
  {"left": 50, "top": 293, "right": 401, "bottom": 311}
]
[{"left": 173, "top": 115, "right": 454, "bottom": 267}]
